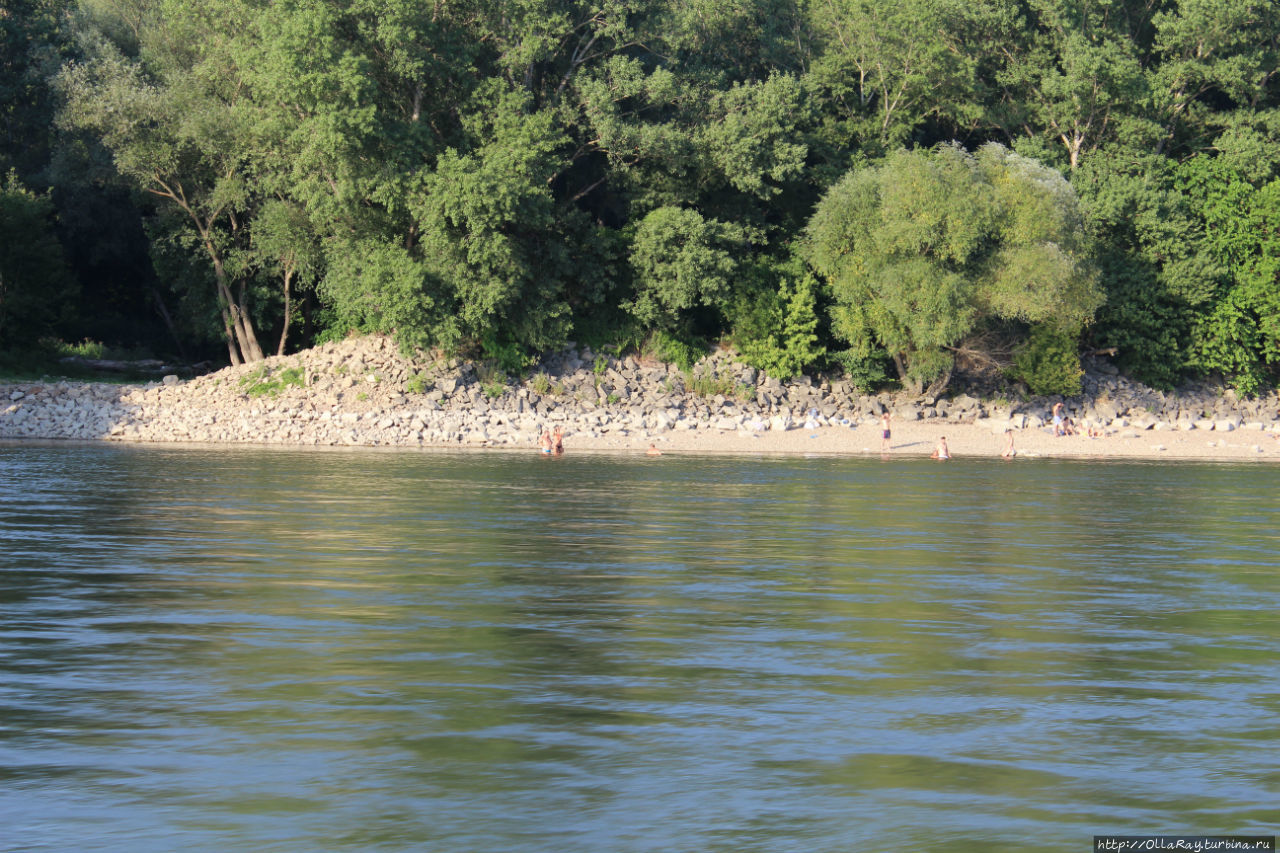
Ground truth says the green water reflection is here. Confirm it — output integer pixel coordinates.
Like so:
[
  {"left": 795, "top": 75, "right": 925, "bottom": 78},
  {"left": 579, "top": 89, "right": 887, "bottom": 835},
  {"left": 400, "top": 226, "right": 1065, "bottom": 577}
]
[{"left": 1, "top": 445, "right": 1277, "bottom": 852}]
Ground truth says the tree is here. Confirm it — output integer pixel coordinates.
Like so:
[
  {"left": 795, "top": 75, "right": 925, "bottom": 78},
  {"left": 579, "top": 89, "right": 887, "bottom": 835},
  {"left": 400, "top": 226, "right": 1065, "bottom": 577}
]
[
  {"left": 58, "top": 10, "right": 269, "bottom": 364},
  {"left": 0, "top": 173, "right": 77, "bottom": 348},
  {"left": 1148, "top": 0, "right": 1280, "bottom": 157},
  {"left": 1072, "top": 146, "right": 1224, "bottom": 387},
  {"left": 0, "top": 0, "right": 74, "bottom": 179},
  {"left": 806, "top": 142, "right": 1102, "bottom": 394},
  {"left": 627, "top": 205, "right": 748, "bottom": 332},
  {"left": 803, "top": 0, "right": 991, "bottom": 154},
  {"left": 251, "top": 200, "right": 321, "bottom": 356},
  {"left": 991, "top": 0, "right": 1150, "bottom": 170},
  {"left": 1179, "top": 153, "right": 1280, "bottom": 394}
]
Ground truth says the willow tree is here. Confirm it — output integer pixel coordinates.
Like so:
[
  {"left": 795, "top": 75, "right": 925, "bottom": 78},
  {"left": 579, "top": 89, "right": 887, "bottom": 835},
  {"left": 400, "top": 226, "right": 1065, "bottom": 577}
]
[{"left": 806, "top": 142, "right": 1103, "bottom": 394}]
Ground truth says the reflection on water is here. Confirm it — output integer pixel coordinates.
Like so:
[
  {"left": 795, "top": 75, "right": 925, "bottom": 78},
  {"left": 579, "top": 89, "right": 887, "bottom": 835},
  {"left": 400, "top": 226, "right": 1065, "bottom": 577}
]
[{"left": 2, "top": 444, "right": 1278, "bottom": 852}]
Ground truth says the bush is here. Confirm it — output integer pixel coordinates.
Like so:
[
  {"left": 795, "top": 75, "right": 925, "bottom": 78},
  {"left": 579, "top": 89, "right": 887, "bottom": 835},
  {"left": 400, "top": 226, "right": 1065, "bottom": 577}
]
[
  {"left": 829, "top": 347, "right": 892, "bottom": 391},
  {"left": 733, "top": 274, "right": 826, "bottom": 379},
  {"left": 1011, "top": 326, "right": 1084, "bottom": 396},
  {"left": 643, "top": 330, "right": 707, "bottom": 372}
]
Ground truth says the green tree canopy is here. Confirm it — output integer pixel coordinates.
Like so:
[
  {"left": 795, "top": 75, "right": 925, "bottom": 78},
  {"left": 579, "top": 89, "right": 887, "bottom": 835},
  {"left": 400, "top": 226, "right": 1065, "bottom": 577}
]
[
  {"left": 0, "top": 173, "right": 77, "bottom": 347},
  {"left": 806, "top": 142, "right": 1102, "bottom": 393}
]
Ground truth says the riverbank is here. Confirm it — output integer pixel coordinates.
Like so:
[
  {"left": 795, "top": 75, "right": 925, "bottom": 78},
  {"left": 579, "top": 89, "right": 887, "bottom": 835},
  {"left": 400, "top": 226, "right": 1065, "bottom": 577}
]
[{"left": 3, "top": 334, "right": 1279, "bottom": 461}]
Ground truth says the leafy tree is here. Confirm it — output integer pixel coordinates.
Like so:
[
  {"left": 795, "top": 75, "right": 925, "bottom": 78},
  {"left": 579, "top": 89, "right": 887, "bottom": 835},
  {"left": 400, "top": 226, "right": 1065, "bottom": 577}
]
[
  {"left": 803, "top": 0, "right": 991, "bottom": 154},
  {"left": 0, "top": 173, "right": 77, "bottom": 347},
  {"left": 806, "top": 143, "right": 1102, "bottom": 394},
  {"left": 1072, "top": 147, "right": 1223, "bottom": 387},
  {"left": 1179, "top": 153, "right": 1280, "bottom": 394},
  {"left": 407, "top": 87, "right": 598, "bottom": 354},
  {"left": 1012, "top": 324, "right": 1085, "bottom": 396},
  {"left": 317, "top": 236, "right": 436, "bottom": 349},
  {"left": 991, "top": 0, "right": 1151, "bottom": 170},
  {"left": 251, "top": 200, "right": 321, "bottom": 356},
  {"left": 0, "top": 0, "right": 74, "bottom": 178},
  {"left": 57, "top": 10, "right": 269, "bottom": 364},
  {"left": 627, "top": 205, "right": 749, "bottom": 332},
  {"left": 1148, "top": 0, "right": 1280, "bottom": 157}
]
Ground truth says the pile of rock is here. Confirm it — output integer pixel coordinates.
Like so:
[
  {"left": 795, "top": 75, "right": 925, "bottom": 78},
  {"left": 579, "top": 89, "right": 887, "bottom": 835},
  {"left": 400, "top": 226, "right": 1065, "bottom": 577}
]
[{"left": 2, "top": 335, "right": 1277, "bottom": 448}]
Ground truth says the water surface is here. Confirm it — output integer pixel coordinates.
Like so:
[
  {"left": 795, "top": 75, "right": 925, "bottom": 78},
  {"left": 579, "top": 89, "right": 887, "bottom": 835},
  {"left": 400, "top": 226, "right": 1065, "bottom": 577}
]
[{"left": 2, "top": 444, "right": 1278, "bottom": 851}]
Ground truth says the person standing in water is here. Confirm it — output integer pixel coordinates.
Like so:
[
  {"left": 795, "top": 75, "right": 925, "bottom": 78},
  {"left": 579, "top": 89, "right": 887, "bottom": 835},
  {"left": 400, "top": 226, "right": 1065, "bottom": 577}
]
[
  {"left": 1001, "top": 430, "right": 1015, "bottom": 458},
  {"left": 931, "top": 435, "right": 951, "bottom": 460}
]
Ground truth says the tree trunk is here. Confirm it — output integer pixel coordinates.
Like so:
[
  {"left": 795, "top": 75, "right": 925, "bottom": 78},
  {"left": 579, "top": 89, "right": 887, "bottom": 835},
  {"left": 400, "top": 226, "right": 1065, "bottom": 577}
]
[
  {"left": 234, "top": 279, "right": 265, "bottom": 361},
  {"left": 220, "top": 305, "right": 242, "bottom": 366},
  {"left": 892, "top": 351, "right": 922, "bottom": 393},
  {"left": 150, "top": 286, "right": 188, "bottom": 360},
  {"left": 277, "top": 267, "right": 294, "bottom": 356},
  {"left": 924, "top": 365, "right": 953, "bottom": 399},
  {"left": 206, "top": 238, "right": 264, "bottom": 363}
]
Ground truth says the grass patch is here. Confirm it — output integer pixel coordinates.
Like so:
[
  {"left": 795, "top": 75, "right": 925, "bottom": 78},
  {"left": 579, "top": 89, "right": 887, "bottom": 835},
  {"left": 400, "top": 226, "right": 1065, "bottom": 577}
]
[
  {"left": 239, "top": 364, "right": 307, "bottom": 397},
  {"left": 530, "top": 372, "right": 558, "bottom": 396},
  {"left": 686, "top": 372, "right": 753, "bottom": 401},
  {"left": 405, "top": 372, "right": 431, "bottom": 394}
]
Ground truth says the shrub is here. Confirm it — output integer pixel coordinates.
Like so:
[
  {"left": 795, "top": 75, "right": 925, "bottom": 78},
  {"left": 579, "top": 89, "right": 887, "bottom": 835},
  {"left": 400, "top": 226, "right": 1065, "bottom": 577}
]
[
  {"left": 643, "top": 330, "right": 707, "bottom": 372},
  {"left": 1011, "top": 326, "right": 1084, "bottom": 397}
]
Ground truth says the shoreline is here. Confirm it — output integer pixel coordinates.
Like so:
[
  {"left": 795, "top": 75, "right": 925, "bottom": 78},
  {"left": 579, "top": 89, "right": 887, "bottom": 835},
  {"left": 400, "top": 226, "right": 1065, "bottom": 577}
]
[{"left": 3, "top": 335, "right": 1279, "bottom": 463}]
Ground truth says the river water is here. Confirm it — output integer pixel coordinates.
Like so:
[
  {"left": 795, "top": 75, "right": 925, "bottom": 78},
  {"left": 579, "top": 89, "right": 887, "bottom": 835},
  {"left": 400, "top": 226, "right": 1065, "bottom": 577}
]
[{"left": 1, "top": 444, "right": 1277, "bottom": 852}]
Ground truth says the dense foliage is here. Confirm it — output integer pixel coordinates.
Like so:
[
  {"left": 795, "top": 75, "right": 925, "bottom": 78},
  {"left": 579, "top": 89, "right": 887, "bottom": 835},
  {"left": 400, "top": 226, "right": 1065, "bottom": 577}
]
[{"left": 2, "top": 0, "right": 1278, "bottom": 393}]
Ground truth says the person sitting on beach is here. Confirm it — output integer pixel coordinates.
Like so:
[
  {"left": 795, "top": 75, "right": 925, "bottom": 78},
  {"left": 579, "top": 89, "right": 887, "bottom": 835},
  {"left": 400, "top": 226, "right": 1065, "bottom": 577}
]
[
  {"left": 931, "top": 436, "right": 951, "bottom": 460},
  {"left": 1001, "top": 430, "right": 1015, "bottom": 458}
]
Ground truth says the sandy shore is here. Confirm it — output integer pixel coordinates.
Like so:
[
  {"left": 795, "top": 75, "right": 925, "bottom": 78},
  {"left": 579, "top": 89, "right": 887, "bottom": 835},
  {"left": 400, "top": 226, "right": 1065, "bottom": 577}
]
[{"left": 548, "top": 417, "right": 1280, "bottom": 461}]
